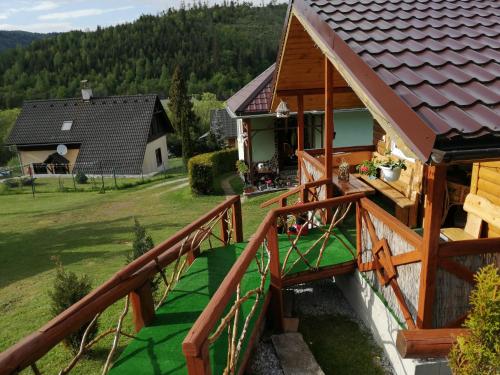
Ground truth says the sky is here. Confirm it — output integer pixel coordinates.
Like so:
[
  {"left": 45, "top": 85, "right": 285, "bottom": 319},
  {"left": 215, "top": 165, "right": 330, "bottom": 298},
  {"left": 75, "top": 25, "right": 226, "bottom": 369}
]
[{"left": 0, "top": 0, "right": 284, "bottom": 33}]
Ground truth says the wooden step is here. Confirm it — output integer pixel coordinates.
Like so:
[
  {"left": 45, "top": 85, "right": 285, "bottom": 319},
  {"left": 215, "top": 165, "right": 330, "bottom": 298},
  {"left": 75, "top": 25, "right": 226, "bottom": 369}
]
[{"left": 271, "top": 333, "right": 325, "bottom": 375}]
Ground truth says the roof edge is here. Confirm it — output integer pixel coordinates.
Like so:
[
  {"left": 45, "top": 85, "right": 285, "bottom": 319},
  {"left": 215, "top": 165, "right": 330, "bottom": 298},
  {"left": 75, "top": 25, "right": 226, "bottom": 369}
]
[{"left": 291, "top": 0, "right": 437, "bottom": 161}]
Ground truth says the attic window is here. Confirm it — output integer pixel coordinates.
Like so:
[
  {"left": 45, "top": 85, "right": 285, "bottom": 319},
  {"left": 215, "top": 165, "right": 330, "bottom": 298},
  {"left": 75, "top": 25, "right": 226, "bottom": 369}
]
[{"left": 61, "top": 121, "right": 73, "bottom": 131}]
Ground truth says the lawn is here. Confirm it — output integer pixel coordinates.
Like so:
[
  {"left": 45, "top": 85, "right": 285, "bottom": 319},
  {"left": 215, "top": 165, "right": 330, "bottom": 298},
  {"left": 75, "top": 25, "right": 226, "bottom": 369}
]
[{"left": 0, "top": 175, "right": 278, "bottom": 374}]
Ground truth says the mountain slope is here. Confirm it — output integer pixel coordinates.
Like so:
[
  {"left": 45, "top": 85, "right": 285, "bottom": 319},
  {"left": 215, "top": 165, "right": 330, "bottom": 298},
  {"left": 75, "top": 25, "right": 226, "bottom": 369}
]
[
  {"left": 0, "top": 31, "right": 50, "bottom": 53},
  {"left": 0, "top": 3, "right": 287, "bottom": 109}
]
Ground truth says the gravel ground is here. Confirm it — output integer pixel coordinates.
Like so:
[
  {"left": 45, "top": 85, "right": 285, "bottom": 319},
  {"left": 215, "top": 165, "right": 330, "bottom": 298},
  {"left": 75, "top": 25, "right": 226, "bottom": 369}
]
[{"left": 246, "top": 278, "right": 394, "bottom": 375}]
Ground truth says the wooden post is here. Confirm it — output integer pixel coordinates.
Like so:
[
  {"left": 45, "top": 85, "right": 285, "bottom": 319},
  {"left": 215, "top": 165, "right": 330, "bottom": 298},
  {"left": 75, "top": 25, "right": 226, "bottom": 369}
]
[
  {"left": 297, "top": 95, "right": 304, "bottom": 182},
  {"left": 267, "top": 223, "right": 284, "bottom": 332},
  {"left": 130, "top": 281, "right": 155, "bottom": 332},
  {"left": 356, "top": 201, "right": 362, "bottom": 265},
  {"left": 417, "top": 164, "right": 447, "bottom": 328},
  {"left": 324, "top": 56, "right": 334, "bottom": 184},
  {"left": 185, "top": 340, "right": 211, "bottom": 375},
  {"left": 232, "top": 198, "right": 243, "bottom": 243},
  {"left": 221, "top": 210, "right": 229, "bottom": 245}
]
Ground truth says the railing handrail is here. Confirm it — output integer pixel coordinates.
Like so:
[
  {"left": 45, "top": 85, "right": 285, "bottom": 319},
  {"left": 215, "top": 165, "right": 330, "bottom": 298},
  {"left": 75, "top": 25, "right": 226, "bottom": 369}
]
[
  {"left": 0, "top": 195, "right": 242, "bottom": 375},
  {"left": 182, "top": 193, "right": 364, "bottom": 357},
  {"left": 260, "top": 178, "right": 332, "bottom": 208},
  {"left": 299, "top": 150, "right": 325, "bottom": 174},
  {"left": 305, "top": 145, "right": 376, "bottom": 156},
  {"left": 359, "top": 197, "right": 423, "bottom": 248}
]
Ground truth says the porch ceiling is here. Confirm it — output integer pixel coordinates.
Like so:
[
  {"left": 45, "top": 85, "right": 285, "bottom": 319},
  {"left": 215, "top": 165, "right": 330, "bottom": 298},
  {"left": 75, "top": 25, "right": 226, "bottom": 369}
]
[{"left": 272, "top": 15, "right": 363, "bottom": 112}]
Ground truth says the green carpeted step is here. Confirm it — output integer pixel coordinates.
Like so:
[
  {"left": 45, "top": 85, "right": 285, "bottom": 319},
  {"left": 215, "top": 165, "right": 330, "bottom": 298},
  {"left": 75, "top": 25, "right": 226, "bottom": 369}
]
[{"left": 110, "top": 228, "right": 354, "bottom": 374}]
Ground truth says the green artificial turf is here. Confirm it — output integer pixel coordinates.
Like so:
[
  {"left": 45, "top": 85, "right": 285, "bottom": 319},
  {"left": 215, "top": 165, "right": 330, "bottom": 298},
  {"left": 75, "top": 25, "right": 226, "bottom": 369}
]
[{"left": 110, "top": 227, "right": 355, "bottom": 374}]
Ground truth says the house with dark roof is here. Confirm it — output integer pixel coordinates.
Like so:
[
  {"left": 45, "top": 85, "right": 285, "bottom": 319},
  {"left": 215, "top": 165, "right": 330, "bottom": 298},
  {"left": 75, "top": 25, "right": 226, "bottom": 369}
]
[
  {"left": 209, "top": 108, "right": 237, "bottom": 147},
  {"left": 6, "top": 87, "right": 174, "bottom": 176},
  {"left": 226, "top": 63, "right": 375, "bottom": 184}
]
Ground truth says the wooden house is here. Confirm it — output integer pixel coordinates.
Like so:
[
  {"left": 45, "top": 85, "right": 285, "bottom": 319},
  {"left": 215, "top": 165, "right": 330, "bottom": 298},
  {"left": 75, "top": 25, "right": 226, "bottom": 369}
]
[
  {"left": 1, "top": 1, "right": 498, "bottom": 374},
  {"left": 226, "top": 63, "right": 374, "bottom": 184}
]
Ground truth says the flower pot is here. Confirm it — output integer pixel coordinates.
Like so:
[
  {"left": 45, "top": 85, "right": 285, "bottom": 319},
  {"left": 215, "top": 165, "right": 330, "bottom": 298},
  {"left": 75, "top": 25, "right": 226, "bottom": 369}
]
[{"left": 380, "top": 166, "right": 402, "bottom": 182}]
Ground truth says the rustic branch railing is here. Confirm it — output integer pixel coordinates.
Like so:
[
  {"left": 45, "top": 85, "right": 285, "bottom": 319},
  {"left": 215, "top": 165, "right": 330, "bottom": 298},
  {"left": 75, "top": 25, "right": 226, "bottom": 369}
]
[
  {"left": 182, "top": 194, "right": 363, "bottom": 374},
  {"left": 0, "top": 196, "right": 243, "bottom": 375},
  {"left": 260, "top": 178, "right": 331, "bottom": 209}
]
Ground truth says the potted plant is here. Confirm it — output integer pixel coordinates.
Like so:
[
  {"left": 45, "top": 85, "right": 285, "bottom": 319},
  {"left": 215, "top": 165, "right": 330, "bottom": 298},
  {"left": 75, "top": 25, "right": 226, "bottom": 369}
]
[
  {"left": 356, "top": 159, "right": 378, "bottom": 179},
  {"left": 378, "top": 158, "right": 407, "bottom": 182}
]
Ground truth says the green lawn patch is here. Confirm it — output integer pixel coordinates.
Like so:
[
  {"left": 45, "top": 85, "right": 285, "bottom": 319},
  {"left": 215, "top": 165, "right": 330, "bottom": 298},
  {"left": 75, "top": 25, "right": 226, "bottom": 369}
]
[
  {"left": 0, "top": 177, "right": 274, "bottom": 374},
  {"left": 299, "top": 315, "right": 386, "bottom": 375}
]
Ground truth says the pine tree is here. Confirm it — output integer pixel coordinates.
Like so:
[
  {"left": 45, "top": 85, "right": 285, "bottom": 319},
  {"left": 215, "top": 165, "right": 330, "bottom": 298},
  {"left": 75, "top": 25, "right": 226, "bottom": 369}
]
[{"left": 168, "top": 65, "right": 197, "bottom": 167}]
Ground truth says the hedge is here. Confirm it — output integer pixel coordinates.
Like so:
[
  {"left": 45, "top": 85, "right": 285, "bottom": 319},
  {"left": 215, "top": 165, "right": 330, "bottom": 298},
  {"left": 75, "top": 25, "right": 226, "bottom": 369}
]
[{"left": 188, "top": 148, "right": 238, "bottom": 195}]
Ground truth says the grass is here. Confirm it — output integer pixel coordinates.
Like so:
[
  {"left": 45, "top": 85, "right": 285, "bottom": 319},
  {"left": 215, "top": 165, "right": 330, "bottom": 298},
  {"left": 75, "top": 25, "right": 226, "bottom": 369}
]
[
  {"left": 299, "top": 315, "right": 386, "bottom": 375},
  {"left": 0, "top": 174, "right": 278, "bottom": 374},
  {"left": 228, "top": 174, "right": 244, "bottom": 195},
  {"left": 0, "top": 158, "right": 186, "bottom": 195}
]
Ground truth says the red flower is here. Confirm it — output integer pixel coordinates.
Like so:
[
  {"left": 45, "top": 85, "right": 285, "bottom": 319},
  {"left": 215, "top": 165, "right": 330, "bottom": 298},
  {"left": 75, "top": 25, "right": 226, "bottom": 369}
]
[{"left": 360, "top": 165, "right": 369, "bottom": 173}]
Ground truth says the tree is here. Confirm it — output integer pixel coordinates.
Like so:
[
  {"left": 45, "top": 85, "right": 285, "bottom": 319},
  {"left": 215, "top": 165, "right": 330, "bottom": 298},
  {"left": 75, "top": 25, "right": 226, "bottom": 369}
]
[
  {"left": 127, "top": 218, "right": 154, "bottom": 263},
  {"left": 168, "top": 65, "right": 197, "bottom": 167},
  {"left": 448, "top": 264, "right": 500, "bottom": 374}
]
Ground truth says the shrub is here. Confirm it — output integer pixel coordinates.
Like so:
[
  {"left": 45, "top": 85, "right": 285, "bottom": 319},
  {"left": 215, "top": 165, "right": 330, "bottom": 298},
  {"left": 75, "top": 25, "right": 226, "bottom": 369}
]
[
  {"left": 188, "top": 148, "right": 237, "bottom": 195},
  {"left": 127, "top": 218, "right": 155, "bottom": 263},
  {"left": 48, "top": 258, "right": 97, "bottom": 351},
  {"left": 75, "top": 170, "right": 88, "bottom": 184},
  {"left": 21, "top": 177, "right": 34, "bottom": 186},
  {"left": 3, "top": 178, "right": 19, "bottom": 188},
  {"left": 448, "top": 264, "right": 499, "bottom": 375}
]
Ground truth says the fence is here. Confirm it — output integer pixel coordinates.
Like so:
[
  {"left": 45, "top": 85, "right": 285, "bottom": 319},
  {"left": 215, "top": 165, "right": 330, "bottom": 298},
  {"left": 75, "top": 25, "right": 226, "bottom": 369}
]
[{"left": 0, "top": 158, "right": 184, "bottom": 196}]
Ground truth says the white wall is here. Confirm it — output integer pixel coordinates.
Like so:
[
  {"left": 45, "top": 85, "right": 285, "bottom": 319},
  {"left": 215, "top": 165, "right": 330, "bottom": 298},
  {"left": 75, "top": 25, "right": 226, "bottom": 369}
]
[
  {"left": 237, "top": 118, "right": 245, "bottom": 160},
  {"left": 142, "top": 135, "right": 168, "bottom": 175},
  {"left": 251, "top": 117, "right": 275, "bottom": 162}
]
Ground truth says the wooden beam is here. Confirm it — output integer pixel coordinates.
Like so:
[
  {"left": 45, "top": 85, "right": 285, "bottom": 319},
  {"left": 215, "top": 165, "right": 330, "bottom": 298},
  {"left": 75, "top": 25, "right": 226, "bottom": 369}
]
[
  {"left": 397, "top": 328, "right": 469, "bottom": 358},
  {"left": 282, "top": 261, "right": 356, "bottom": 287},
  {"left": 129, "top": 282, "right": 155, "bottom": 332},
  {"left": 276, "top": 87, "right": 352, "bottom": 96},
  {"left": 417, "top": 165, "right": 447, "bottom": 328},
  {"left": 324, "top": 56, "right": 333, "bottom": 182},
  {"left": 297, "top": 94, "right": 304, "bottom": 183},
  {"left": 439, "top": 237, "right": 500, "bottom": 257}
]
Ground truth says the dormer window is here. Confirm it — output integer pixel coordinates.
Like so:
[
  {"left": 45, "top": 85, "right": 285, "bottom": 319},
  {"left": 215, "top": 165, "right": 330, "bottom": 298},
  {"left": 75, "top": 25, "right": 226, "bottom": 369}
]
[{"left": 61, "top": 121, "right": 73, "bottom": 131}]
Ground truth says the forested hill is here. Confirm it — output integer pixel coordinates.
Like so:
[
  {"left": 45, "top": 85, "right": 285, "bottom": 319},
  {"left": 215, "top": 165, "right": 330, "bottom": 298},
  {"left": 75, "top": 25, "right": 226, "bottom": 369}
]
[
  {"left": 0, "top": 31, "right": 49, "bottom": 53},
  {"left": 0, "top": 3, "right": 287, "bottom": 109}
]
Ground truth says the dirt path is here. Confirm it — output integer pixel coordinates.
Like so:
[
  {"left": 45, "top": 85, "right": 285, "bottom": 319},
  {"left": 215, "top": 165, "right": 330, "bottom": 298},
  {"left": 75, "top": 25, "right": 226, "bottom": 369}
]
[{"left": 145, "top": 177, "right": 188, "bottom": 190}]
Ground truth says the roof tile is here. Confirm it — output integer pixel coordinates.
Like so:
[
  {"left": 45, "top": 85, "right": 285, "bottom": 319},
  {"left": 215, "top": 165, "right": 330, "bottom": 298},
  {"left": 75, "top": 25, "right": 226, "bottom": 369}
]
[{"left": 304, "top": 0, "right": 500, "bottom": 145}]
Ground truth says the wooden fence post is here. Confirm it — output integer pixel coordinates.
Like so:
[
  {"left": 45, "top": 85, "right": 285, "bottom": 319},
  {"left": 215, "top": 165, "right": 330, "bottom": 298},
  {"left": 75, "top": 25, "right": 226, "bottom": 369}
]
[
  {"left": 417, "top": 164, "right": 447, "bottom": 328},
  {"left": 221, "top": 210, "right": 229, "bottom": 245},
  {"left": 185, "top": 340, "right": 211, "bottom": 375},
  {"left": 232, "top": 197, "right": 243, "bottom": 243},
  {"left": 130, "top": 281, "right": 155, "bottom": 332},
  {"left": 356, "top": 200, "right": 362, "bottom": 265},
  {"left": 267, "top": 222, "right": 284, "bottom": 332}
]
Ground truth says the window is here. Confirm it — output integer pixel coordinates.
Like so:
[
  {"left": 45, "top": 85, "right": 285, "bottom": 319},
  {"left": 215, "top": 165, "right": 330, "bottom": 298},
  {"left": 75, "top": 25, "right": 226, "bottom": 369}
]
[
  {"left": 61, "top": 120, "right": 73, "bottom": 131},
  {"left": 155, "top": 148, "right": 163, "bottom": 167}
]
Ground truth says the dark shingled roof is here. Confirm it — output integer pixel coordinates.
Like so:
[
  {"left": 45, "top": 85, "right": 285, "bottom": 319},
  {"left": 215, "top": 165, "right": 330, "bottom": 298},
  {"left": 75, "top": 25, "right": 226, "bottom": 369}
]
[
  {"left": 210, "top": 109, "right": 237, "bottom": 139},
  {"left": 7, "top": 94, "right": 173, "bottom": 174},
  {"left": 299, "top": 0, "right": 500, "bottom": 155},
  {"left": 227, "top": 64, "right": 275, "bottom": 116}
]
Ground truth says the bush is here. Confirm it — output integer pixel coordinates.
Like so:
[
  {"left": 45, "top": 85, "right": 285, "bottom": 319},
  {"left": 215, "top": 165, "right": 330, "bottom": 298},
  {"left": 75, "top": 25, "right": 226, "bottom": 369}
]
[
  {"left": 188, "top": 148, "right": 237, "bottom": 195},
  {"left": 3, "top": 178, "right": 19, "bottom": 188},
  {"left": 127, "top": 218, "right": 154, "bottom": 263},
  {"left": 21, "top": 177, "right": 34, "bottom": 186},
  {"left": 448, "top": 264, "right": 499, "bottom": 374},
  {"left": 75, "top": 170, "right": 88, "bottom": 184},
  {"left": 48, "top": 258, "right": 97, "bottom": 351}
]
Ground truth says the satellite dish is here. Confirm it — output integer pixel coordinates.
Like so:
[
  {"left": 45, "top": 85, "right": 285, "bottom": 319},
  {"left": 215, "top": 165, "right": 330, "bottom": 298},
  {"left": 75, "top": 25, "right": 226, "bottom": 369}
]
[{"left": 57, "top": 144, "right": 68, "bottom": 156}]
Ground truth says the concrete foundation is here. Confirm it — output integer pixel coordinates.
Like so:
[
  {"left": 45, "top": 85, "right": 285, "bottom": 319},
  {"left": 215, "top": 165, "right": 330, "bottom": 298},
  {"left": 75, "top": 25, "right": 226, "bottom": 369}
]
[{"left": 335, "top": 271, "right": 451, "bottom": 375}]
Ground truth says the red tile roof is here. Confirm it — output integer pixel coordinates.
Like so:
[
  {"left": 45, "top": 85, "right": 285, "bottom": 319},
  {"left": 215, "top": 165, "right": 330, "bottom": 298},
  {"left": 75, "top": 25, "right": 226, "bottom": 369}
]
[
  {"left": 226, "top": 64, "right": 274, "bottom": 116},
  {"left": 304, "top": 0, "right": 499, "bottom": 152}
]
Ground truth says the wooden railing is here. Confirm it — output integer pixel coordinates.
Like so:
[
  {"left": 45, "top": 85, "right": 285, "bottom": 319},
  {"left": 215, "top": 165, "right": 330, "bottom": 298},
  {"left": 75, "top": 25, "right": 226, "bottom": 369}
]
[
  {"left": 182, "top": 194, "right": 363, "bottom": 374},
  {"left": 260, "top": 178, "right": 331, "bottom": 209},
  {"left": 0, "top": 196, "right": 243, "bottom": 375}
]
